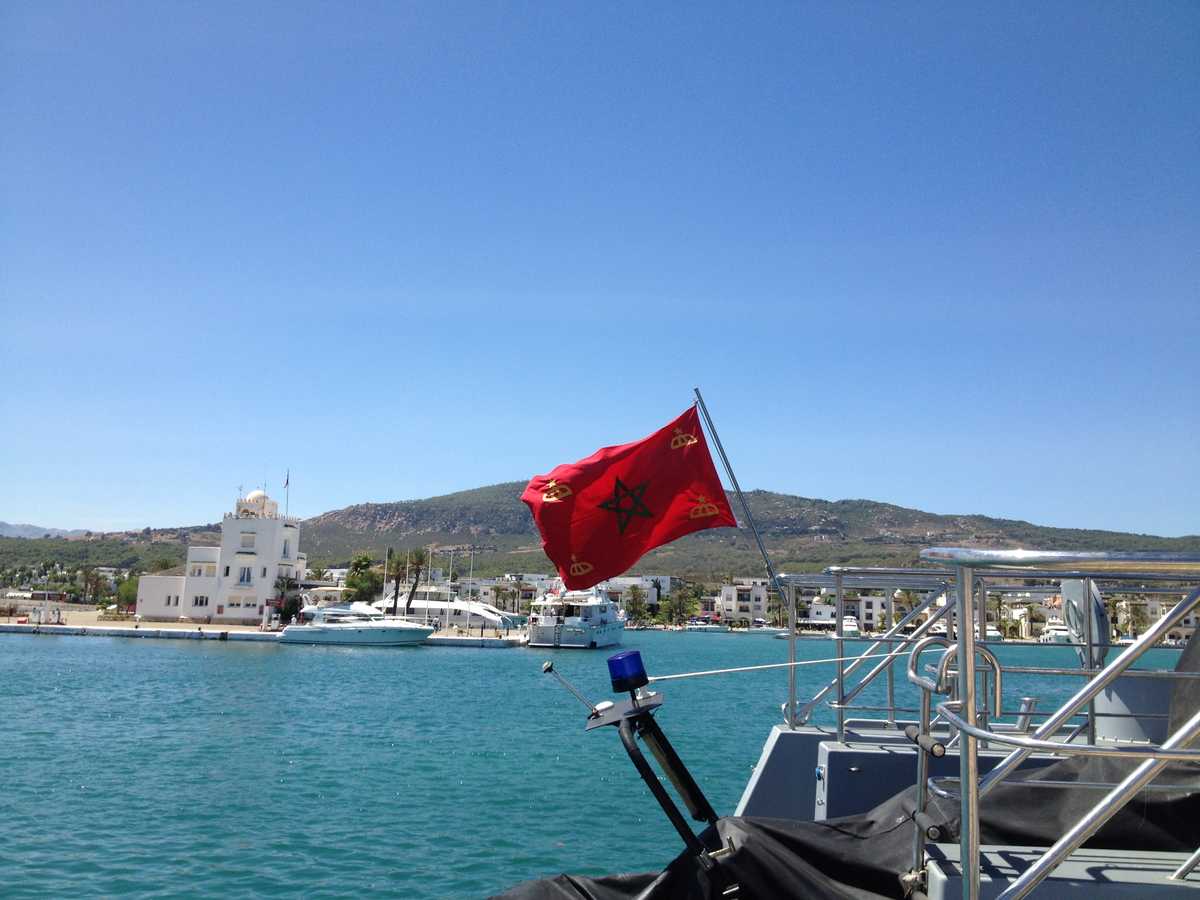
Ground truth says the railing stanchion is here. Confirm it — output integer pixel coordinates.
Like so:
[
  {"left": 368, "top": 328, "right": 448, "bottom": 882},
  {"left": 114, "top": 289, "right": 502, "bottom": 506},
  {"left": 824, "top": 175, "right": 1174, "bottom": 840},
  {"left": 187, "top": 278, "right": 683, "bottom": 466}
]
[
  {"left": 836, "top": 571, "right": 846, "bottom": 742},
  {"left": 886, "top": 588, "right": 896, "bottom": 725},
  {"left": 955, "top": 565, "right": 980, "bottom": 900}
]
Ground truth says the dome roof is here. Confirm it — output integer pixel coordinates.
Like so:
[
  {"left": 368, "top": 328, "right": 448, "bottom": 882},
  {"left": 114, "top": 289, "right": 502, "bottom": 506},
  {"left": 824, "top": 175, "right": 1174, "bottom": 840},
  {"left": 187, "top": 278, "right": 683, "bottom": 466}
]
[{"left": 245, "top": 489, "right": 268, "bottom": 503}]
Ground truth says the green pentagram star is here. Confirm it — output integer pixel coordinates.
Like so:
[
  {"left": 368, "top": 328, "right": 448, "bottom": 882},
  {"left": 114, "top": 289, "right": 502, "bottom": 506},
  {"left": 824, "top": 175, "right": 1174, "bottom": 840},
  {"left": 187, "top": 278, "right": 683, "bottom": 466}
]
[{"left": 599, "top": 478, "right": 653, "bottom": 534}]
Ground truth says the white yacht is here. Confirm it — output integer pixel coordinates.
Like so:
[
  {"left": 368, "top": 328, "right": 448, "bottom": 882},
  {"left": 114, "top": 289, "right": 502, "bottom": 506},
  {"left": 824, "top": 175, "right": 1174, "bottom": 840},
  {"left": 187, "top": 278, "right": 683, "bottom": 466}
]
[
  {"left": 528, "top": 590, "right": 624, "bottom": 649},
  {"left": 279, "top": 602, "right": 433, "bottom": 646},
  {"left": 1038, "top": 623, "right": 1073, "bottom": 643},
  {"left": 841, "top": 615, "right": 861, "bottom": 637}
]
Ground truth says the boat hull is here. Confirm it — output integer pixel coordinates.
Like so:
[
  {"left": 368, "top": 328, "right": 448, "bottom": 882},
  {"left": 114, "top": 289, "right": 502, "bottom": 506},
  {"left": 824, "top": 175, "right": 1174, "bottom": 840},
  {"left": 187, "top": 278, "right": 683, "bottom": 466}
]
[
  {"left": 279, "top": 623, "right": 433, "bottom": 646},
  {"left": 527, "top": 621, "right": 623, "bottom": 649}
]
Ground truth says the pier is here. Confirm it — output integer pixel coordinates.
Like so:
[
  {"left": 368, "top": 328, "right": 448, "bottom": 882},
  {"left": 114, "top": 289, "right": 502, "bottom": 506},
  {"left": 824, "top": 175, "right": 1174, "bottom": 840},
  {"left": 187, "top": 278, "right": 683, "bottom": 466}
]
[{"left": 0, "top": 622, "right": 526, "bottom": 648}]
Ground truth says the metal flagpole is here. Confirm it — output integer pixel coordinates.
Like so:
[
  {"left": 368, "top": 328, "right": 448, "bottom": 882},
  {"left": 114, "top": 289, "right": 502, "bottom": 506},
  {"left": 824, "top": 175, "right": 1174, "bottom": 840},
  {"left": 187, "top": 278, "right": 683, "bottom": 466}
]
[{"left": 693, "top": 387, "right": 798, "bottom": 727}]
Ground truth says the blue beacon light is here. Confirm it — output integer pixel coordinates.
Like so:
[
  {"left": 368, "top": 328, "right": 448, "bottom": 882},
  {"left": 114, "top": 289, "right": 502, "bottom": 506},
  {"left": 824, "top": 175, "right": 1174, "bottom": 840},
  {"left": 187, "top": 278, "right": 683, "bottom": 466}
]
[{"left": 607, "top": 650, "right": 649, "bottom": 695}]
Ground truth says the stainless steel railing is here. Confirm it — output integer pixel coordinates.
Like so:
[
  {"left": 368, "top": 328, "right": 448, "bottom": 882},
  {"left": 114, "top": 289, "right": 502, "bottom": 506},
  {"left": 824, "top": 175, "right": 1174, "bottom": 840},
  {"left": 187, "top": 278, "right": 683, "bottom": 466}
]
[{"left": 914, "top": 548, "right": 1200, "bottom": 900}]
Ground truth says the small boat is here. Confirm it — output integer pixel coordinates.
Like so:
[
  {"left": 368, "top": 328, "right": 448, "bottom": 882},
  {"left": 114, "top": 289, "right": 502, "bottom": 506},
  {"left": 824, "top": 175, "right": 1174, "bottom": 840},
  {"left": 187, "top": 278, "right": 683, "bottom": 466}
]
[
  {"left": 740, "top": 618, "right": 789, "bottom": 635},
  {"left": 685, "top": 617, "right": 730, "bottom": 633},
  {"left": 528, "top": 590, "right": 624, "bottom": 649},
  {"left": 279, "top": 602, "right": 433, "bottom": 646},
  {"left": 841, "top": 615, "right": 861, "bottom": 637}
]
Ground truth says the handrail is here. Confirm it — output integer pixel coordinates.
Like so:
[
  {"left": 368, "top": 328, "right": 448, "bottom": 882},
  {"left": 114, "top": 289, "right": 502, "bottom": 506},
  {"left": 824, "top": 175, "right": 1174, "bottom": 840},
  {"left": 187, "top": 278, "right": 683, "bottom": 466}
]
[
  {"left": 936, "top": 645, "right": 1003, "bottom": 716},
  {"left": 997, "top": 704, "right": 1200, "bottom": 900},
  {"left": 978, "top": 583, "right": 1200, "bottom": 797},
  {"left": 927, "top": 776, "right": 1199, "bottom": 800},
  {"left": 791, "top": 588, "right": 947, "bottom": 725},
  {"left": 906, "top": 634, "right": 952, "bottom": 695},
  {"left": 936, "top": 701, "right": 1200, "bottom": 761}
]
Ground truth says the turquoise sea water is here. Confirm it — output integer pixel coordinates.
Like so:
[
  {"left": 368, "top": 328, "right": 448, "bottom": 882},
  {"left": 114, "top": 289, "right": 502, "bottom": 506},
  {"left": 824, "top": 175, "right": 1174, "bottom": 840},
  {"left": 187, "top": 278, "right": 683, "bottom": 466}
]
[{"left": 0, "top": 633, "right": 1179, "bottom": 897}]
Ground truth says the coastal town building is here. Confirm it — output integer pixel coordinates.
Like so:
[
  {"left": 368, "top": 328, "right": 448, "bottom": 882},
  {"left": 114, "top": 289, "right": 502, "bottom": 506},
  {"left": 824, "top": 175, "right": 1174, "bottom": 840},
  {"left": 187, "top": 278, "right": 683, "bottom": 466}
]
[
  {"left": 716, "top": 579, "right": 769, "bottom": 625},
  {"left": 136, "top": 491, "right": 306, "bottom": 625}
]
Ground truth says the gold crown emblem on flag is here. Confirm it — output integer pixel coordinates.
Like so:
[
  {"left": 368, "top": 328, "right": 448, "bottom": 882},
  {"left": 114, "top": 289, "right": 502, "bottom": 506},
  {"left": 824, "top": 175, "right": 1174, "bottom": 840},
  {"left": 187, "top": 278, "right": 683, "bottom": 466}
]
[
  {"left": 670, "top": 428, "right": 699, "bottom": 449},
  {"left": 689, "top": 495, "right": 721, "bottom": 519},
  {"left": 569, "top": 555, "right": 594, "bottom": 577},
  {"left": 541, "top": 480, "right": 573, "bottom": 502}
]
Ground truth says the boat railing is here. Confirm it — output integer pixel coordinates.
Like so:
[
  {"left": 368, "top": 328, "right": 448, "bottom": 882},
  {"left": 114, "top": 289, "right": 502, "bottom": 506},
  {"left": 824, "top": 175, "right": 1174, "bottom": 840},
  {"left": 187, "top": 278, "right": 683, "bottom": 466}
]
[
  {"left": 777, "top": 555, "right": 1200, "bottom": 897},
  {"left": 778, "top": 570, "right": 957, "bottom": 734},
  {"left": 909, "top": 548, "right": 1200, "bottom": 900}
]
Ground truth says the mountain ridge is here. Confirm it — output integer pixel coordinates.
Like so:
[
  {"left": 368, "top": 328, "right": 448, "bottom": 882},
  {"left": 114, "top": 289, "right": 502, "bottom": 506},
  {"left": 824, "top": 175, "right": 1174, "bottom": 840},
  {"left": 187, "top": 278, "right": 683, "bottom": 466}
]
[{"left": 2, "top": 482, "right": 1196, "bottom": 576}]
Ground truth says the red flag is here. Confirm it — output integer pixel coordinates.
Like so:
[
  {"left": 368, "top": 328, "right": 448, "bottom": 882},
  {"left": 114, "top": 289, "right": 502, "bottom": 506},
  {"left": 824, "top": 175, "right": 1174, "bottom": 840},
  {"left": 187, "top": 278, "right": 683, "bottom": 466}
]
[{"left": 522, "top": 406, "right": 737, "bottom": 590}]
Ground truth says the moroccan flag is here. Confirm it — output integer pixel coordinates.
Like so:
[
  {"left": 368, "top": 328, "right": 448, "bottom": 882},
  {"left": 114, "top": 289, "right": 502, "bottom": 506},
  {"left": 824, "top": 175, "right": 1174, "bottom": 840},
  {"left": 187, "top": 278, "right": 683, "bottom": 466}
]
[{"left": 522, "top": 406, "right": 737, "bottom": 590}]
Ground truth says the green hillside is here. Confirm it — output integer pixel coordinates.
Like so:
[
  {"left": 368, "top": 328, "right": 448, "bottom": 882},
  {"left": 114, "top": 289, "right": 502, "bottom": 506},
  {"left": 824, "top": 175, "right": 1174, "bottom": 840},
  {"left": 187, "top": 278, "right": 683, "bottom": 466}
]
[{"left": 3, "top": 482, "right": 1197, "bottom": 579}]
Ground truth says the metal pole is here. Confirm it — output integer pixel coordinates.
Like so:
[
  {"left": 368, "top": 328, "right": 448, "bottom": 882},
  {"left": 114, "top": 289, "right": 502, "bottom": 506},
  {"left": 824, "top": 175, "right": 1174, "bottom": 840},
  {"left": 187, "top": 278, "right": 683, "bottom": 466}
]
[
  {"left": 1085, "top": 579, "right": 1097, "bottom": 746},
  {"left": 787, "top": 583, "right": 797, "bottom": 728},
  {"left": 956, "top": 565, "right": 980, "bottom": 900},
  {"left": 980, "top": 584, "right": 1200, "bottom": 798},
  {"left": 836, "top": 572, "right": 846, "bottom": 742},
  {"left": 998, "top": 705, "right": 1200, "bottom": 900},
  {"left": 693, "top": 388, "right": 797, "bottom": 723},
  {"left": 1169, "top": 845, "right": 1200, "bottom": 882},
  {"left": 886, "top": 589, "right": 896, "bottom": 725}
]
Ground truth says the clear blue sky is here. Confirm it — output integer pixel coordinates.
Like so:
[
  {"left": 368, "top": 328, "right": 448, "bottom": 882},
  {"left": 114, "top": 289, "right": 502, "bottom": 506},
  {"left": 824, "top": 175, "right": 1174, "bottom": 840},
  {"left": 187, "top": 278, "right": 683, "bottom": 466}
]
[{"left": 2, "top": 2, "right": 1197, "bottom": 536}]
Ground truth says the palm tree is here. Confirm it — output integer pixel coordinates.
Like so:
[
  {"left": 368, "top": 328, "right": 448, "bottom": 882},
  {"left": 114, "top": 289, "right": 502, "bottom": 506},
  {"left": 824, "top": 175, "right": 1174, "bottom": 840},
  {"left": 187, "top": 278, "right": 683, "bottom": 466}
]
[
  {"left": 402, "top": 548, "right": 429, "bottom": 615},
  {"left": 344, "top": 553, "right": 382, "bottom": 605},
  {"left": 308, "top": 565, "right": 328, "bottom": 582},
  {"left": 492, "top": 585, "right": 511, "bottom": 613},
  {"left": 625, "top": 585, "right": 647, "bottom": 624},
  {"left": 386, "top": 550, "right": 407, "bottom": 616}
]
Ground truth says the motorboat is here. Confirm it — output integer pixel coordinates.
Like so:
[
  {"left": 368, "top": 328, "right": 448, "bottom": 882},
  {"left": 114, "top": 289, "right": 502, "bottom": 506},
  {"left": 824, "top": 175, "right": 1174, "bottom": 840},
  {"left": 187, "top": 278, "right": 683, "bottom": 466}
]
[
  {"left": 279, "top": 602, "right": 433, "bottom": 646},
  {"left": 528, "top": 590, "right": 624, "bottom": 649},
  {"left": 685, "top": 617, "right": 730, "bottom": 633},
  {"left": 741, "top": 618, "right": 789, "bottom": 635},
  {"left": 841, "top": 614, "right": 861, "bottom": 637}
]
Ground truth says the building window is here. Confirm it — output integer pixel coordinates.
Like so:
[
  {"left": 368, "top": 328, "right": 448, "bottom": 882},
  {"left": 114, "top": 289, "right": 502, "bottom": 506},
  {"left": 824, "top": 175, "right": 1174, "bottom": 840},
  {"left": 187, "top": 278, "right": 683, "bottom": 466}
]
[
  {"left": 239, "top": 567, "right": 252, "bottom": 585},
  {"left": 261, "top": 567, "right": 267, "bottom": 578},
  {"left": 282, "top": 539, "right": 290, "bottom": 559},
  {"left": 240, "top": 533, "right": 255, "bottom": 549}
]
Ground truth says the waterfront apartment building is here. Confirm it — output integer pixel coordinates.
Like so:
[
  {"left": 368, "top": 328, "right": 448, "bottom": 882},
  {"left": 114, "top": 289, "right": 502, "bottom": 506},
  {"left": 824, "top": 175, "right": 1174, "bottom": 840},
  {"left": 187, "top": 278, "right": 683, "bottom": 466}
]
[
  {"left": 136, "top": 491, "right": 306, "bottom": 625},
  {"left": 716, "top": 579, "right": 769, "bottom": 625}
]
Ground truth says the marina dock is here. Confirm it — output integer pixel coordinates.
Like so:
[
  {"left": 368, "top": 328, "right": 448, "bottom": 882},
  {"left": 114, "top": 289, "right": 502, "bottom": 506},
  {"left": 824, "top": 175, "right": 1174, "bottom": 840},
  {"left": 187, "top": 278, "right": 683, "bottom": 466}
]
[{"left": 0, "top": 622, "right": 526, "bottom": 647}]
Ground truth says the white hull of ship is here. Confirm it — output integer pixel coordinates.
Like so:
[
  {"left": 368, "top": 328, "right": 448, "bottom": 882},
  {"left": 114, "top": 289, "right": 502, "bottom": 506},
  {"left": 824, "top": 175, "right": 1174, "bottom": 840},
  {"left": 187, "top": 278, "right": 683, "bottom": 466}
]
[
  {"left": 528, "top": 620, "right": 624, "bottom": 649},
  {"left": 279, "top": 622, "right": 433, "bottom": 646}
]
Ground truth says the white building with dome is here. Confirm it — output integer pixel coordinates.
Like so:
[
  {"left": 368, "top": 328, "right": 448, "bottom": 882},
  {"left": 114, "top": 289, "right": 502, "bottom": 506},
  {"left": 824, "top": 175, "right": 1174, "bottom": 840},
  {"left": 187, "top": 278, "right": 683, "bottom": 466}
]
[{"left": 136, "top": 490, "right": 306, "bottom": 624}]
